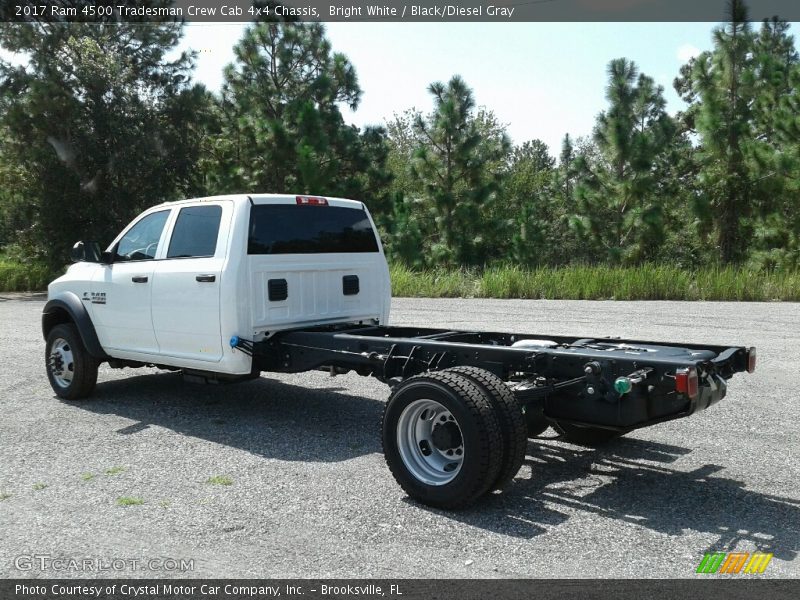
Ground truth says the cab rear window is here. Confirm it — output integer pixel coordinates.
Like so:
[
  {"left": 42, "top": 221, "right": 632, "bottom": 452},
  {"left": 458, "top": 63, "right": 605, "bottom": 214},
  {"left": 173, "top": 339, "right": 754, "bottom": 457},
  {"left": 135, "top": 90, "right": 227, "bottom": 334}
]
[{"left": 248, "top": 204, "right": 379, "bottom": 254}]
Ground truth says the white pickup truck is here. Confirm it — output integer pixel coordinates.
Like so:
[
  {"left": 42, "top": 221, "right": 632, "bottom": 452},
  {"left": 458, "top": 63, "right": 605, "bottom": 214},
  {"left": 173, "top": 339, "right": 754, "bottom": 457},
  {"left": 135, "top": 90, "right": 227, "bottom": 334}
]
[{"left": 44, "top": 193, "right": 754, "bottom": 509}]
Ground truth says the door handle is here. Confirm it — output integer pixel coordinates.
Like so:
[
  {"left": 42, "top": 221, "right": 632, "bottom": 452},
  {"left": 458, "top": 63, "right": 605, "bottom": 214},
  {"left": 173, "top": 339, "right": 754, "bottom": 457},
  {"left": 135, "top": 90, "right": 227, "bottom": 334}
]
[
  {"left": 131, "top": 275, "right": 148, "bottom": 283},
  {"left": 196, "top": 274, "right": 216, "bottom": 282}
]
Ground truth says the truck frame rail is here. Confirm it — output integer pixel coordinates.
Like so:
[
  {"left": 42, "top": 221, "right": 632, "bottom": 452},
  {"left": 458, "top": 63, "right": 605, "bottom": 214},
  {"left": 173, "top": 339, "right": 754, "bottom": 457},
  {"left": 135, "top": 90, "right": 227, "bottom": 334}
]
[{"left": 243, "top": 324, "right": 753, "bottom": 433}]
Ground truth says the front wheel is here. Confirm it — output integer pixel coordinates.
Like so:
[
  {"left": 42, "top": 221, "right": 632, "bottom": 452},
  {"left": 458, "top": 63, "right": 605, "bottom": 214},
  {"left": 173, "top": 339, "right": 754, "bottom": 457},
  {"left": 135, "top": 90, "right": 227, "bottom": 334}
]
[
  {"left": 382, "top": 371, "right": 503, "bottom": 509},
  {"left": 45, "top": 323, "right": 98, "bottom": 400}
]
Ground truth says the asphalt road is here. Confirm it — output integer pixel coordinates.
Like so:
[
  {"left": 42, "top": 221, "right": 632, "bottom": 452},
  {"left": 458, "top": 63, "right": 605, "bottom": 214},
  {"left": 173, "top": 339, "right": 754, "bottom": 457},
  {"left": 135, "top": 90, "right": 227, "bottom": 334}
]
[{"left": 0, "top": 295, "right": 798, "bottom": 579}]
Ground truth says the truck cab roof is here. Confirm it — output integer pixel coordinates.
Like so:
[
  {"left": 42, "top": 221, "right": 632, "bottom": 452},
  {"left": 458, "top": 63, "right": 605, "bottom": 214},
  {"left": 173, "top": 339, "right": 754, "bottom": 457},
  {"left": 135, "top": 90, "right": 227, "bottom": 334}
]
[{"left": 154, "top": 193, "right": 365, "bottom": 210}]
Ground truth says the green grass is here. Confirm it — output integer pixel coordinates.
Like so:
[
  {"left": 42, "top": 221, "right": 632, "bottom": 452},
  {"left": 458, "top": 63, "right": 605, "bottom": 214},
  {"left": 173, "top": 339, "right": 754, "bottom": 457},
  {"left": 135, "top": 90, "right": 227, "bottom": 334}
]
[
  {"left": 32, "top": 483, "right": 48, "bottom": 491},
  {"left": 206, "top": 475, "right": 233, "bottom": 486},
  {"left": 0, "top": 493, "right": 11, "bottom": 501},
  {"left": 390, "top": 264, "right": 800, "bottom": 301},
  {"left": 0, "top": 257, "right": 55, "bottom": 292},
  {"left": 116, "top": 496, "right": 144, "bottom": 507},
  {"left": 81, "top": 473, "right": 96, "bottom": 481},
  {"left": 105, "top": 466, "right": 126, "bottom": 476},
  {"left": 389, "top": 265, "right": 478, "bottom": 298}
]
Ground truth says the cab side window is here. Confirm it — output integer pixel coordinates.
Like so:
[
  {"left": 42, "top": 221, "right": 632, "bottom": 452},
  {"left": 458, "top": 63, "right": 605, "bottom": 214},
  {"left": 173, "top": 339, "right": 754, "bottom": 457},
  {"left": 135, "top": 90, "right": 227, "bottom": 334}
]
[
  {"left": 114, "top": 210, "right": 170, "bottom": 262},
  {"left": 167, "top": 205, "right": 223, "bottom": 258}
]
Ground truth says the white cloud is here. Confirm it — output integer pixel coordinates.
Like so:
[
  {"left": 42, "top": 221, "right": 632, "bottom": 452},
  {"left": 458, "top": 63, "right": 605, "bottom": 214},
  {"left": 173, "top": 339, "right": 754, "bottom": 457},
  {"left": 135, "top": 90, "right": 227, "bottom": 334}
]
[{"left": 677, "top": 43, "right": 701, "bottom": 63}]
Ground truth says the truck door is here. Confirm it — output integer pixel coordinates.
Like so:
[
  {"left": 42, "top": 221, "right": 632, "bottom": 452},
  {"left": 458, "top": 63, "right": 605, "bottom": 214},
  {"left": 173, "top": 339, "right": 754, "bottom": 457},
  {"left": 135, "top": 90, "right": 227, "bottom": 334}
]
[
  {"left": 90, "top": 209, "right": 170, "bottom": 355},
  {"left": 151, "top": 203, "right": 229, "bottom": 363}
]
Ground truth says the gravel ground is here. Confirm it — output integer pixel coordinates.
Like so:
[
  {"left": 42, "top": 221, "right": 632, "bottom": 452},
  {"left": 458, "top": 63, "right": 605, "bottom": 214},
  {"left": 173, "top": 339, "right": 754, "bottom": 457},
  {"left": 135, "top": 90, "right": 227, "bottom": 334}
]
[{"left": 0, "top": 295, "right": 798, "bottom": 579}]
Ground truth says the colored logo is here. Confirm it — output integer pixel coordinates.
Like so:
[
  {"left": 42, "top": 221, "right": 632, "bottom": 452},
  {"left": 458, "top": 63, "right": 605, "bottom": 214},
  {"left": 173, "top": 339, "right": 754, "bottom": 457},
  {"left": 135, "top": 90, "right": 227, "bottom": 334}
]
[{"left": 696, "top": 552, "right": 773, "bottom": 574}]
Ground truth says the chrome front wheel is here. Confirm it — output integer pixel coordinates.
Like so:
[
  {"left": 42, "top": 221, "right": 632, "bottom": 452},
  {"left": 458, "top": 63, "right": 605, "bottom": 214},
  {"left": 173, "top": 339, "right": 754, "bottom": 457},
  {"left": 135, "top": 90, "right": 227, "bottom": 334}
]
[{"left": 45, "top": 323, "right": 98, "bottom": 400}]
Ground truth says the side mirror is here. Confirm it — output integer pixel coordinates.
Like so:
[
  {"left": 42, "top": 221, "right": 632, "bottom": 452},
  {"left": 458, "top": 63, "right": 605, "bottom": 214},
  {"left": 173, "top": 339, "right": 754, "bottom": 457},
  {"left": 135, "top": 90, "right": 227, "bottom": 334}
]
[{"left": 70, "top": 241, "right": 103, "bottom": 263}]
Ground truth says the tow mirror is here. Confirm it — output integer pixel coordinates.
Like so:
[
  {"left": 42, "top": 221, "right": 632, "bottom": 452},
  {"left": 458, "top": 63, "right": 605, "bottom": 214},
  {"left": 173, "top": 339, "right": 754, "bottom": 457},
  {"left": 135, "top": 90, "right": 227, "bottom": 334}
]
[{"left": 70, "top": 241, "right": 103, "bottom": 263}]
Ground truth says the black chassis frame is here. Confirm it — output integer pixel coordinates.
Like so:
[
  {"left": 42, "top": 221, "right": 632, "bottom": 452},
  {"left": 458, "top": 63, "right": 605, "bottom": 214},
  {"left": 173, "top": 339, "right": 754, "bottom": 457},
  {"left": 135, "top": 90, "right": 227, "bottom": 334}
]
[{"left": 249, "top": 325, "right": 750, "bottom": 433}]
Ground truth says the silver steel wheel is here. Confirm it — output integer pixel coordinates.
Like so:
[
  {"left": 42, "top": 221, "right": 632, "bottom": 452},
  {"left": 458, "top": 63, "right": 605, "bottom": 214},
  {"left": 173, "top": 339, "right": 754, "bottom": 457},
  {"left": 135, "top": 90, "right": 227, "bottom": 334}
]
[
  {"left": 396, "top": 398, "right": 465, "bottom": 486},
  {"left": 48, "top": 338, "right": 75, "bottom": 388}
]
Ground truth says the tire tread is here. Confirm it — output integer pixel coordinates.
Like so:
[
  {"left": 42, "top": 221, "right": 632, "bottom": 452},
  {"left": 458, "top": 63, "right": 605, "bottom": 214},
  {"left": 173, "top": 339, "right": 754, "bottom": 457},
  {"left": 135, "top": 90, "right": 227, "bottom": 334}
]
[{"left": 445, "top": 366, "right": 527, "bottom": 490}]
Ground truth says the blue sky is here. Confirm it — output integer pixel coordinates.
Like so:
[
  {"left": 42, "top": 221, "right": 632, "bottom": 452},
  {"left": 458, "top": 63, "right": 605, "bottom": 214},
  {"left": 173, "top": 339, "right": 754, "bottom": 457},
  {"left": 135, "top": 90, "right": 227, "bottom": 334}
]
[{"left": 181, "top": 21, "right": 743, "bottom": 153}]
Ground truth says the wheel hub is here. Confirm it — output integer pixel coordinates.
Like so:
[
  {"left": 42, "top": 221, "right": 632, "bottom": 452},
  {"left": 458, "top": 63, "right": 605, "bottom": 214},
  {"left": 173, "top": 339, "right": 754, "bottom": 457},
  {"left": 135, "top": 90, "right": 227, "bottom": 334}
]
[
  {"left": 48, "top": 338, "right": 74, "bottom": 388},
  {"left": 431, "top": 421, "right": 462, "bottom": 451},
  {"left": 50, "top": 352, "right": 64, "bottom": 374},
  {"left": 396, "top": 398, "right": 465, "bottom": 486}
]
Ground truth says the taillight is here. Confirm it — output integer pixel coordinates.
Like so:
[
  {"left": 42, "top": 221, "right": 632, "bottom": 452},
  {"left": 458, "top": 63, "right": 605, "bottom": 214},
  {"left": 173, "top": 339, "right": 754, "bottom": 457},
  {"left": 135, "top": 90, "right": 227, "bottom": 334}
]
[
  {"left": 296, "top": 195, "right": 328, "bottom": 206},
  {"left": 747, "top": 347, "right": 757, "bottom": 373},
  {"left": 675, "top": 367, "right": 699, "bottom": 400}
]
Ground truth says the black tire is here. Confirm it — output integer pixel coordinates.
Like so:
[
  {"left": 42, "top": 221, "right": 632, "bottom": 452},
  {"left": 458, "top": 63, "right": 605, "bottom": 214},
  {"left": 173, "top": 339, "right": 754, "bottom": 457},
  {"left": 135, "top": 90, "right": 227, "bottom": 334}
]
[
  {"left": 444, "top": 366, "right": 526, "bottom": 490},
  {"left": 553, "top": 421, "right": 621, "bottom": 446},
  {"left": 523, "top": 404, "right": 550, "bottom": 438},
  {"left": 45, "top": 323, "right": 98, "bottom": 400},
  {"left": 382, "top": 371, "right": 503, "bottom": 509}
]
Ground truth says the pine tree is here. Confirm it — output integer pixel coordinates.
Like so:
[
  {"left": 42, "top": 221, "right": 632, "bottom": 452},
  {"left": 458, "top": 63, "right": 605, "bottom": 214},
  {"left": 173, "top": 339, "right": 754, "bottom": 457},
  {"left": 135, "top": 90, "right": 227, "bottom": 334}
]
[
  {"left": 675, "top": 0, "right": 760, "bottom": 264},
  {"left": 211, "top": 22, "right": 389, "bottom": 202},
  {"left": 572, "top": 58, "right": 675, "bottom": 264},
  {"left": 409, "top": 76, "right": 510, "bottom": 266},
  {"left": 504, "top": 140, "right": 556, "bottom": 266},
  {"left": 748, "top": 18, "right": 800, "bottom": 268},
  {"left": 0, "top": 17, "right": 204, "bottom": 265},
  {"left": 558, "top": 134, "right": 576, "bottom": 212}
]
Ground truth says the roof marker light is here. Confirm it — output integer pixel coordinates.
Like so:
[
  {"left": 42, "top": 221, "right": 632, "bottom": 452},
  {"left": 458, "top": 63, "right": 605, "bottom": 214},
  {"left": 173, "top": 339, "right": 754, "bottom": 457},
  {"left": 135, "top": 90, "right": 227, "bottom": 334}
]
[{"left": 296, "top": 196, "right": 328, "bottom": 206}]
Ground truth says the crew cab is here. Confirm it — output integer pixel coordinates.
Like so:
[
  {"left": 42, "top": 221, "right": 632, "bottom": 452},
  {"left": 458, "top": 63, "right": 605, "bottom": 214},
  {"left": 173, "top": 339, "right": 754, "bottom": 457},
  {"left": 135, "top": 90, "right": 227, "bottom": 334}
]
[{"left": 43, "top": 194, "right": 755, "bottom": 509}]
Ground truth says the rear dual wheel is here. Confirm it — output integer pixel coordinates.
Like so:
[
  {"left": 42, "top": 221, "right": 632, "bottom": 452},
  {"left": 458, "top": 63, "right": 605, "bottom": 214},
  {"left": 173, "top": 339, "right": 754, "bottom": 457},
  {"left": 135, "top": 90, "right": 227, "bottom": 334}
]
[
  {"left": 382, "top": 368, "right": 527, "bottom": 509},
  {"left": 444, "top": 366, "right": 527, "bottom": 491}
]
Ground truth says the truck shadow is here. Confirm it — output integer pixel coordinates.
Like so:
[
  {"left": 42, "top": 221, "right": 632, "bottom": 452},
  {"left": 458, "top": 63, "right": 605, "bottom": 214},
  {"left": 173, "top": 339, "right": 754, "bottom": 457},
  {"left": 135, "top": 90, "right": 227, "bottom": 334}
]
[
  {"left": 70, "top": 373, "right": 799, "bottom": 562},
  {"left": 428, "top": 437, "right": 800, "bottom": 562},
  {"left": 71, "top": 371, "right": 384, "bottom": 462}
]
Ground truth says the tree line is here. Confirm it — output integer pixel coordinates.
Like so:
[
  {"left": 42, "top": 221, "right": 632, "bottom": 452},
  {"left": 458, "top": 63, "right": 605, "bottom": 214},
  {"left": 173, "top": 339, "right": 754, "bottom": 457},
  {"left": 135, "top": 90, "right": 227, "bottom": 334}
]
[{"left": 1, "top": 0, "right": 798, "bottom": 271}]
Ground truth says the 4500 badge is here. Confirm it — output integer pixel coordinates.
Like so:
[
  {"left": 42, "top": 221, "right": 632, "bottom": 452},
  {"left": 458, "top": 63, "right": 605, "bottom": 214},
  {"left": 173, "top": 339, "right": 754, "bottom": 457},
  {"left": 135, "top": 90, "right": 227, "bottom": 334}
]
[{"left": 82, "top": 291, "right": 105, "bottom": 305}]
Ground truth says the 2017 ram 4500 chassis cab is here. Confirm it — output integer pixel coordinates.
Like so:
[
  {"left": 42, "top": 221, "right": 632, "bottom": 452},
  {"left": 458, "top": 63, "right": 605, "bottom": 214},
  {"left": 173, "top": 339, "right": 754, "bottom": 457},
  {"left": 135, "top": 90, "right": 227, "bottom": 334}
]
[{"left": 44, "top": 194, "right": 755, "bottom": 509}]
